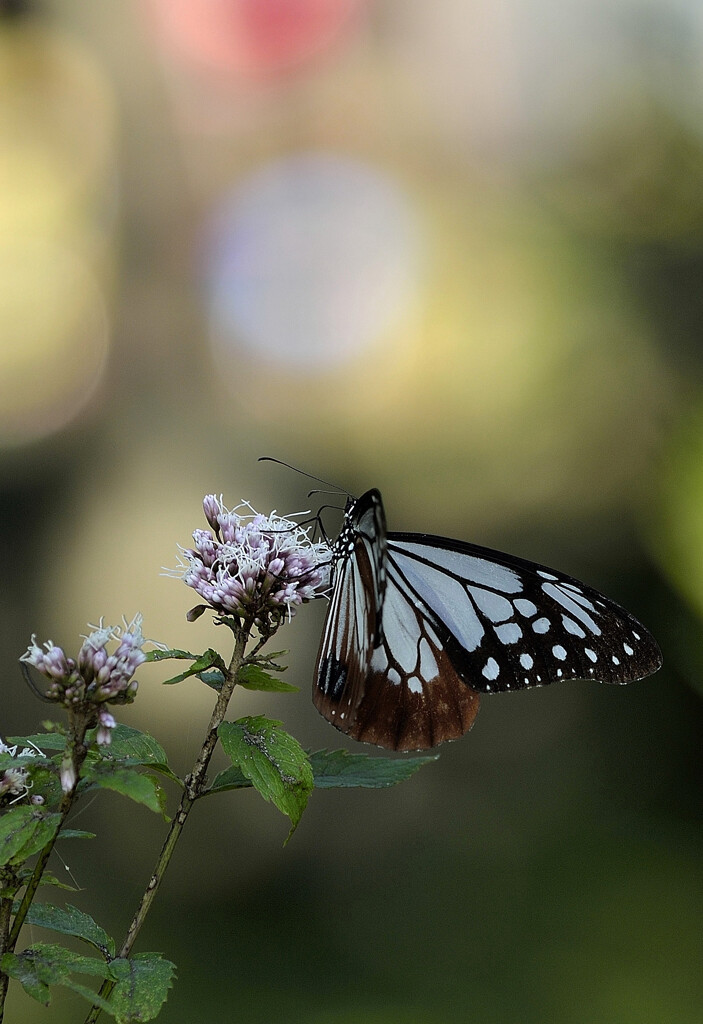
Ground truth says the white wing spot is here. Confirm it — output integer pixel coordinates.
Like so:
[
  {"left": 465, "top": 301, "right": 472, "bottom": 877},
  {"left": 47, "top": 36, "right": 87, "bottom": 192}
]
[
  {"left": 562, "top": 616, "right": 586, "bottom": 638},
  {"left": 515, "top": 599, "right": 537, "bottom": 617},
  {"left": 408, "top": 677, "right": 423, "bottom": 694},
  {"left": 469, "top": 588, "right": 513, "bottom": 623},
  {"left": 623, "top": 643, "right": 634, "bottom": 655},
  {"left": 533, "top": 618, "right": 550, "bottom": 634},
  {"left": 419, "top": 638, "right": 439, "bottom": 682},
  {"left": 542, "top": 582, "right": 602, "bottom": 636},
  {"left": 495, "top": 622, "right": 522, "bottom": 644},
  {"left": 552, "top": 645, "right": 567, "bottom": 661},
  {"left": 482, "top": 657, "right": 500, "bottom": 681},
  {"left": 557, "top": 669, "right": 563, "bottom": 677},
  {"left": 632, "top": 631, "right": 641, "bottom": 640},
  {"left": 537, "top": 570, "right": 558, "bottom": 580},
  {"left": 585, "top": 649, "right": 598, "bottom": 663},
  {"left": 388, "top": 667, "right": 402, "bottom": 686},
  {"left": 520, "top": 653, "right": 534, "bottom": 669},
  {"left": 612, "top": 655, "right": 620, "bottom": 665}
]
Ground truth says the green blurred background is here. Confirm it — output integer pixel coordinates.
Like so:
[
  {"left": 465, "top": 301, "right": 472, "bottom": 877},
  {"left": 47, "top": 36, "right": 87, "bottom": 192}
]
[{"left": 1, "top": 1, "right": 702, "bottom": 1021}]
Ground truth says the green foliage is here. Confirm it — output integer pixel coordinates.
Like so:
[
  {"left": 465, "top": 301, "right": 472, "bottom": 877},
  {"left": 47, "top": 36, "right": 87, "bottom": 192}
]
[
  {"left": 219, "top": 718, "right": 313, "bottom": 840},
  {"left": 208, "top": 748, "right": 438, "bottom": 795},
  {"left": 308, "top": 749, "right": 439, "bottom": 788},
  {"left": 19, "top": 902, "right": 115, "bottom": 958},
  {"left": 7, "top": 734, "right": 65, "bottom": 752},
  {"left": 238, "top": 663, "right": 299, "bottom": 693},
  {"left": 0, "top": 807, "right": 61, "bottom": 866},
  {"left": 100, "top": 725, "right": 181, "bottom": 787},
  {"left": 154, "top": 648, "right": 226, "bottom": 686},
  {"left": 0, "top": 943, "right": 113, "bottom": 1009},
  {"left": 0, "top": 944, "right": 175, "bottom": 1021},
  {"left": 107, "top": 953, "right": 177, "bottom": 1023},
  {"left": 82, "top": 766, "right": 169, "bottom": 819}
]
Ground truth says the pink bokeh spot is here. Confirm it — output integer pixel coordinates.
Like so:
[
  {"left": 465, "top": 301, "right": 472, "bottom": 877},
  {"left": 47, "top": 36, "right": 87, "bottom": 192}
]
[{"left": 147, "top": 0, "right": 366, "bottom": 79}]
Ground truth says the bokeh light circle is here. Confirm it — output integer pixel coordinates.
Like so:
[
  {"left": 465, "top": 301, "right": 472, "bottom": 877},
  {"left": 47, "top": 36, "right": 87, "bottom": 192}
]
[
  {"left": 0, "top": 240, "right": 109, "bottom": 446},
  {"left": 206, "top": 152, "right": 423, "bottom": 372}
]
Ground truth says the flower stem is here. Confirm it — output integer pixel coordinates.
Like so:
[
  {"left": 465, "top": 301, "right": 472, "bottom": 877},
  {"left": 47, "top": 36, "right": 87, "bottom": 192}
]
[{"left": 84, "top": 626, "right": 250, "bottom": 1024}]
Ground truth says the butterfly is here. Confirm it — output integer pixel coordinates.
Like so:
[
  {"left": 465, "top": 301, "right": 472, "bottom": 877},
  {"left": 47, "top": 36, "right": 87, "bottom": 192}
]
[{"left": 313, "top": 488, "right": 662, "bottom": 751}]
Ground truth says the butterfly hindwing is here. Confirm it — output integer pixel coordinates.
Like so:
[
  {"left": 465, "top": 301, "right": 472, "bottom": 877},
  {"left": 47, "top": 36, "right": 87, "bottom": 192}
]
[
  {"left": 313, "top": 490, "right": 386, "bottom": 733},
  {"left": 313, "top": 490, "right": 662, "bottom": 752}
]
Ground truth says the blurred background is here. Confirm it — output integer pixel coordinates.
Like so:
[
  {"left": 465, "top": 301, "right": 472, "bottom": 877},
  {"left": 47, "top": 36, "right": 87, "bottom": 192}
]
[{"left": 1, "top": 0, "right": 701, "bottom": 1021}]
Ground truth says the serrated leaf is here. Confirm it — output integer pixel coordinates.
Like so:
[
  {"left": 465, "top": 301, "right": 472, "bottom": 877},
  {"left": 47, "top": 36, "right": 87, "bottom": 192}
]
[
  {"left": 108, "top": 953, "right": 176, "bottom": 1023},
  {"left": 308, "top": 749, "right": 439, "bottom": 789},
  {"left": 160, "top": 648, "right": 226, "bottom": 686},
  {"left": 20, "top": 903, "right": 115, "bottom": 957},
  {"left": 1, "top": 943, "right": 112, "bottom": 1009},
  {"left": 98, "top": 726, "right": 181, "bottom": 786},
  {"left": 219, "top": 718, "right": 313, "bottom": 840},
  {"left": 83, "top": 767, "right": 168, "bottom": 818},
  {"left": 238, "top": 664, "right": 298, "bottom": 693},
  {"left": 0, "top": 807, "right": 61, "bottom": 866}
]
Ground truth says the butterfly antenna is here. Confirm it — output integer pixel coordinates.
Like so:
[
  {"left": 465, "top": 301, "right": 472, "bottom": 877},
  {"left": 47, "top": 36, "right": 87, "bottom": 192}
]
[{"left": 258, "top": 457, "right": 350, "bottom": 496}]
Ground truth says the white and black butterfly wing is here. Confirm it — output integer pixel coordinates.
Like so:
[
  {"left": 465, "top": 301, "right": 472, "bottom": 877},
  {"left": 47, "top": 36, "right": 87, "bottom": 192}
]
[
  {"left": 314, "top": 490, "right": 387, "bottom": 733},
  {"left": 313, "top": 490, "right": 662, "bottom": 752},
  {"left": 387, "top": 534, "right": 662, "bottom": 696}
]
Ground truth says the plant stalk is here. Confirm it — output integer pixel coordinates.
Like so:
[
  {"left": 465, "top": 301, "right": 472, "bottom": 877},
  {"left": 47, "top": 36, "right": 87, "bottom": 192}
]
[
  {"left": 84, "top": 626, "right": 250, "bottom": 1023},
  {"left": 0, "top": 718, "right": 92, "bottom": 1021}
]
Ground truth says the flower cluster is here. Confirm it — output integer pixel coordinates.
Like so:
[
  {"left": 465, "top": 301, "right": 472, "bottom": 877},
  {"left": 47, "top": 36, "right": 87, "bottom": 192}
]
[
  {"left": 20, "top": 615, "right": 147, "bottom": 742},
  {"left": 172, "top": 496, "right": 331, "bottom": 633},
  {"left": 0, "top": 738, "right": 42, "bottom": 805}
]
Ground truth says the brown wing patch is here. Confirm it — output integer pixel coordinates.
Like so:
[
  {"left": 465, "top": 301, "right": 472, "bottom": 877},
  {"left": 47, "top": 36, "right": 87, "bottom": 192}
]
[{"left": 350, "top": 647, "right": 481, "bottom": 751}]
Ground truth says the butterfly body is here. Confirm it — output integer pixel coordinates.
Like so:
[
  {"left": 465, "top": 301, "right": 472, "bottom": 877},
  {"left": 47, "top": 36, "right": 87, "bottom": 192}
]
[{"left": 314, "top": 489, "right": 662, "bottom": 752}]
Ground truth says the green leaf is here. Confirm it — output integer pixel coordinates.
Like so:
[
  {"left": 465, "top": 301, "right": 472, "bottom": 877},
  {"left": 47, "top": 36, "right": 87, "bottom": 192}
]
[
  {"left": 108, "top": 953, "right": 176, "bottom": 1023},
  {"left": 206, "top": 765, "right": 251, "bottom": 794},
  {"left": 197, "top": 669, "right": 225, "bottom": 691},
  {"left": 238, "top": 664, "right": 299, "bottom": 693},
  {"left": 160, "top": 648, "right": 226, "bottom": 686},
  {"left": 83, "top": 767, "right": 168, "bottom": 818},
  {"left": 308, "top": 749, "right": 439, "bottom": 789},
  {"left": 0, "top": 807, "right": 61, "bottom": 866},
  {"left": 20, "top": 902, "right": 115, "bottom": 957},
  {"left": 98, "top": 726, "right": 181, "bottom": 786},
  {"left": 219, "top": 718, "right": 313, "bottom": 840},
  {"left": 37, "top": 871, "right": 79, "bottom": 891},
  {"left": 7, "top": 733, "right": 65, "bottom": 752},
  {"left": 0, "top": 943, "right": 113, "bottom": 1009},
  {"left": 145, "top": 647, "right": 194, "bottom": 662}
]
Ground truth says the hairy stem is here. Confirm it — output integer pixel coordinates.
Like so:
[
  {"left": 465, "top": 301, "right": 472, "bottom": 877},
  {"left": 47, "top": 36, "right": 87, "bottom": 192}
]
[{"left": 84, "top": 626, "right": 250, "bottom": 1023}]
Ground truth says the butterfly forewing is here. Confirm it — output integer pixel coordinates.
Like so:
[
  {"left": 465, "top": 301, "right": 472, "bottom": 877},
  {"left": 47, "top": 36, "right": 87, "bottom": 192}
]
[
  {"left": 387, "top": 534, "right": 662, "bottom": 695},
  {"left": 313, "top": 489, "right": 662, "bottom": 752}
]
